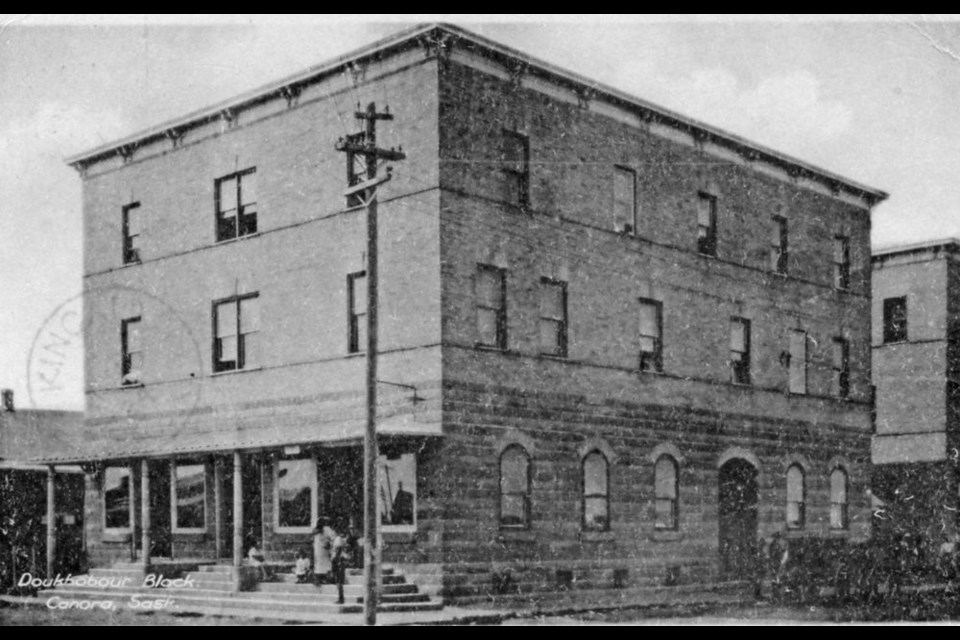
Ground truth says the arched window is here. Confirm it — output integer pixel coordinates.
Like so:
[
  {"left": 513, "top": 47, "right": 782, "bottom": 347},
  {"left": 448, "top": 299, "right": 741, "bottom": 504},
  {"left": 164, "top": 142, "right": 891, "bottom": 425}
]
[
  {"left": 654, "top": 455, "right": 679, "bottom": 530},
  {"left": 786, "top": 464, "right": 805, "bottom": 529},
  {"left": 499, "top": 445, "right": 530, "bottom": 529},
  {"left": 582, "top": 451, "right": 609, "bottom": 531},
  {"left": 830, "top": 467, "right": 849, "bottom": 530}
]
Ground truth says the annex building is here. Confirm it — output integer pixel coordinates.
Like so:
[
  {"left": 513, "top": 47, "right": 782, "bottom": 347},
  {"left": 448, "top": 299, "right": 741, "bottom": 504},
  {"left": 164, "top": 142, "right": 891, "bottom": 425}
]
[
  {"left": 50, "top": 24, "right": 886, "bottom": 606},
  {"left": 871, "top": 239, "right": 960, "bottom": 547}
]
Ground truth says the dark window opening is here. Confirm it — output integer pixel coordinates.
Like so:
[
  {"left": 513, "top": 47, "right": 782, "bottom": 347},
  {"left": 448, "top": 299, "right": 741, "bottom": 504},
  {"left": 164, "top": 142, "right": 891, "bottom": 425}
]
[
  {"left": 730, "top": 317, "right": 751, "bottom": 385},
  {"left": 502, "top": 130, "right": 530, "bottom": 209},
  {"left": 213, "top": 294, "right": 260, "bottom": 372},
  {"left": 215, "top": 168, "right": 257, "bottom": 242},
  {"left": 477, "top": 265, "right": 507, "bottom": 349},
  {"left": 539, "top": 278, "right": 567, "bottom": 357},
  {"left": 122, "top": 202, "right": 142, "bottom": 264},
  {"left": 639, "top": 299, "right": 663, "bottom": 372},
  {"left": 348, "top": 271, "right": 367, "bottom": 354},
  {"left": 883, "top": 296, "right": 908, "bottom": 343},
  {"left": 697, "top": 192, "right": 718, "bottom": 256}
]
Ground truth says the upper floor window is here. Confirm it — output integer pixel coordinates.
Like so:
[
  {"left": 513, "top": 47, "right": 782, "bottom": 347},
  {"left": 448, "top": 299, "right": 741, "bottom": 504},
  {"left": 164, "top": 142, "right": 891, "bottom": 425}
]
[
  {"left": 830, "top": 467, "right": 849, "bottom": 530},
  {"left": 697, "top": 192, "right": 718, "bottom": 257},
  {"left": 499, "top": 445, "right": 530, "bottom": 529},
  {"left": 122, "top": 202, "right": 142, "bottom": 264},
  {"left": 654, "top": 455, "right": 679, "bottom": 530},
  {"left": 788, "top": 330, "right": 807, "bottom": 395},
  {"left": 771, "top": 216, "right": 788, "bottom": 274},
  {"left": 729, "top": 317, "right": 751, "bottom": 385},
  {"left": 883, "top": 296, "right": 907, "bottom": 344},
  {"left": 582, "top": 451, "right": 609, "bottom": 532},
  {"left": 539, "top": 278, "right": 567, "bottom": 357},
  {"left": 833, "top": 337, "right": 851, "bottom": 398},
  {"left": 786, "top": 464, "right": 805, "bottom": 530},
  {"left": 502, "top": 130, "right": 529, "bottom": 209},
  {"left": 833, "top": 235, "right": 850, "bottom": 290},
  {"left": 613, "top": 166, "right": 636, "bottom": 234},
  {"left": 213, "top": 294, "right": 260, "bottom": 372},
  {"left": 121, "top": 316, "right": 142, "bottom": 386},
  {"left": 476, "top": 265, "right": 507, "bottom": 349},
  {"left": 348, "top": 272, "right": 367, "bottom": 354},
  {"left": 216, "top": 168, "right": 258, "bottom": 242},
  {"left": 638, "top": 298, "right": 663, "bottom": 373}
]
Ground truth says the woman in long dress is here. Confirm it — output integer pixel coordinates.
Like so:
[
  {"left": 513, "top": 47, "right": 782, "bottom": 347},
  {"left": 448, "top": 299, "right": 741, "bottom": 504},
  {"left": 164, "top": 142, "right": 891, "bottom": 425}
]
[{"left": 312, "top": 516, "right": 337, "bottom": 583}]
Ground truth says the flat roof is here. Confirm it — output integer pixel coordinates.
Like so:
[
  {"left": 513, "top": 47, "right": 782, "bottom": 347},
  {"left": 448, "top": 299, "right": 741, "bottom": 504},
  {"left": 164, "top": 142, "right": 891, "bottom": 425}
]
[
  {"left": 872, "top": 238, "right": 960, "bottom": 261},
  {"left": 65, "top": 23, "right": 888, "bottom": 205}
]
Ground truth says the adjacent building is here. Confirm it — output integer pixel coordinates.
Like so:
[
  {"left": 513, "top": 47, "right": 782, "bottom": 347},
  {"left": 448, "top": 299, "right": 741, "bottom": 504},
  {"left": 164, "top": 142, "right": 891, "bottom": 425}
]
[
  {"left": 57, "top": 24, "right": 886, "bottom": 605},
  {"left": 871, "top": 239, "right": 960, "bottom": 544},
  {"left": 0, "top": 390, "right": 84, "bottom": 591}
]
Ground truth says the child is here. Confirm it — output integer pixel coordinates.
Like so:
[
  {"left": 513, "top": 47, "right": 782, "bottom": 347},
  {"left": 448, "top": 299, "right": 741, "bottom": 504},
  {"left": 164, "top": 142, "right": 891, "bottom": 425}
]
[
  {"left": 247, "top": 541, "right": 268, "bottom": 582},
  {"left": 294, "top": 548, "right": 313, "bottom": 584}
]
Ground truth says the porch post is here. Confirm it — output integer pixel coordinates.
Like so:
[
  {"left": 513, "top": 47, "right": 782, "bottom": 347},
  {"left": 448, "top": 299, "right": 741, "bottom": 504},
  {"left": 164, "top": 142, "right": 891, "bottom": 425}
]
[
  {"left": 46, "top": 466, "right": 56, "bottom": 578},
  {"left": 141, "top": 459, "right": 150, "bottom": 568},
  {"left": 233, "top": 451, "right": 243, "bottom": 571},
  {"left": 214, "top": 458, "right": 223, "bottom": 559}
]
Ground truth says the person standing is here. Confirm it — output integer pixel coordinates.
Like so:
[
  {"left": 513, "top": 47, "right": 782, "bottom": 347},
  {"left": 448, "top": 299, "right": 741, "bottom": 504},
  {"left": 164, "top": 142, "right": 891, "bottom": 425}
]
[
  {"left": 331, "top": 528, "right": 347, "bottom": 605},
  {"left": 312, "top": 516, "right": 337, "bottom": 584}
]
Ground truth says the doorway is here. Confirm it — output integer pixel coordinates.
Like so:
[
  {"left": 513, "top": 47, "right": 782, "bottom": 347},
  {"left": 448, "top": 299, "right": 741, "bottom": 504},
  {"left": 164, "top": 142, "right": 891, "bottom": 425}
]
[
  {"left": 718, "top": 458, "right": 759, "bottom": 581},
  {"left": 133, "top": 460, "right": 171, "bottom": 559}
]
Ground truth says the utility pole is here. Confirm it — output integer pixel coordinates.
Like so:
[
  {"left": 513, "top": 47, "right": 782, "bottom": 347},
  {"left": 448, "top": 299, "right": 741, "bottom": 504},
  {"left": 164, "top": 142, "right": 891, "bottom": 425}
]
[{"left": 336, "top": 102, "right": 405, "bottom": 626}]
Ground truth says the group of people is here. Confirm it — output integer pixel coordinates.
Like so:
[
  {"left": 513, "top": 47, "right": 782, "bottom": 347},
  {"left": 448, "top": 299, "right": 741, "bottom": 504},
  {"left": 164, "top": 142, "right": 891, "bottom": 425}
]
[
  {"left": 248, "top": 516, "right": 362, "bottom": 605},
  {"left": 753, "top": 530, "right": 959, "bottom": 605}
]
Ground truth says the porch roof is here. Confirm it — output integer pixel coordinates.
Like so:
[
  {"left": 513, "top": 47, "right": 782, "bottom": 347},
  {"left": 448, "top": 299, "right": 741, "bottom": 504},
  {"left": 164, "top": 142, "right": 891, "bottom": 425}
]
[{"left": 32, "top": 410, "right": 441, "bottom": 464}]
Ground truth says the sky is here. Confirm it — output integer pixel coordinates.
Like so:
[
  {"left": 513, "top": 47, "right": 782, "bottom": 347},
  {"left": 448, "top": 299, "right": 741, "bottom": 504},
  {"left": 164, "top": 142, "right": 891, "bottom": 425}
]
[{"left": 2, "top": 14, "right": 960, "bottom": 409}]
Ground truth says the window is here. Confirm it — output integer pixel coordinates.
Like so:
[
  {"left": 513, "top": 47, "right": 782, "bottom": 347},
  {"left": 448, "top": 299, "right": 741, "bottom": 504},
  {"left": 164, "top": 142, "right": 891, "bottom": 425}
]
[
  {"left": 348, "top": 272, "right": 367, "bottom": 354},
  {"left": 654, "top": 455, "right": 679, "bottom": 530},
  {"left": 213, "top": 294, "right": 260, "bottom": 372},
  {"left": 771, "top": 216, "right": 788, "bottom": 274},
  {"left": 122, "top": 202, "right": 142, "bottom": 264},
  {"left": 638, "top": 299, "right": 663, "bottom": 372},
  {"left": 379, "top": 453, "right": 416, "bottom": 529},
  {"left": 883, "top": 296, "right": 908, "bottom": 343},
  {"left": 833, "top": 337, "right": 851, "bottom": 398},
  {"left": 789, "top": 330, "right": 807, "bottom": 395},
  {"left": 582, "top": 451, "right": 609, "bottom": 532},
  {"left": 173, "top": 463, "right": 206, "bottom": 532},
  {"left": 697, "top": 192, "right": 718, "bottom": 256},
  {"left": 833, "top": 236, "right": 850, "bottom": 289},
  {"left": 499, "top": 445, "right": 530, "bottom": 529},
  {"left": 103, "top": 466, "right": 133, "bottom": 531},
  {"left": 539, "top": 278, "right": 567, "bottom": 357},
  {"left": 275, "top": 458, "right": 316, "bottom": 532},
  {"left": 476, "top": 265, "right": 507, "bottom": 349},
  {"left": 502, "top": 130, "right": 529, "bottom": 208},
  {"left": 613, "top": 166, "right": 636, "bottom": 233},
  {"left": 215, "top": 168, "right": 258, "bottom": 242},
  {"left": 830, "top": 467, "right": 849, "bottom": 530},
  {"left": 786, "top": 464, "right": 805, "bottom": 530},
  {"left": 121, "top": 317, "right": 142, "bottom": 386},
  {"left": 730, "top": 318, "right": 751, "bottom": 385}
]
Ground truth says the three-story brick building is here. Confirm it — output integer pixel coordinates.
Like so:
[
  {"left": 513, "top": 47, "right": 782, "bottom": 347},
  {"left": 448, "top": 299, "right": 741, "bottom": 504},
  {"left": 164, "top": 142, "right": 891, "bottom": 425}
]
[{"left": 59, "top": 24, "right": 886, "bottom": 605}]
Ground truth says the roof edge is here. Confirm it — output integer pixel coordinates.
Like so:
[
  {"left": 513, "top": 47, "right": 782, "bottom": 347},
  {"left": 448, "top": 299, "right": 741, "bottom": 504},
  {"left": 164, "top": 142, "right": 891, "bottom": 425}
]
[
  {"left": 64, "top": 22, "right": 888, "bottom": 204},
  {"left": 872, "top": 237, "right": 960, "bottom": 260}
]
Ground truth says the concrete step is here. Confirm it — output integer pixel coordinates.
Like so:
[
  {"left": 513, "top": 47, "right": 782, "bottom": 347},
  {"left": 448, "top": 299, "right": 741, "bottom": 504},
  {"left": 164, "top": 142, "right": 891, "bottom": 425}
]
[{"left": 257, "top": 581, "right": 419, "bottom": 596}]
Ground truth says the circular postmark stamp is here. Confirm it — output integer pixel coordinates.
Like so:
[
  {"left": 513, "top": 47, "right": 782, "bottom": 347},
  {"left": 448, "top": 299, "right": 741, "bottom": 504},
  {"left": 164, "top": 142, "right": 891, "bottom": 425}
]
[{"left": 27, "top": 284, "right": 205, "bottom": 443}]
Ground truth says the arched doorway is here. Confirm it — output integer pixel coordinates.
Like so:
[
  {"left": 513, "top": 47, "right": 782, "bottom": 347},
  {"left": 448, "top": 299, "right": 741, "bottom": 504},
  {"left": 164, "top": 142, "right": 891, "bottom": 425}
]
[{"left": 718, "top": 458, "right": 759, "bottom": 581}]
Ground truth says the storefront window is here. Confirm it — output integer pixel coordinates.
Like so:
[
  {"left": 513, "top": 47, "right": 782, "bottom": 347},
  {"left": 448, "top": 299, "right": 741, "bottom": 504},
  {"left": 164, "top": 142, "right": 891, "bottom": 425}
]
[
  {"left": 174, "top": 463, "right": 206, "bottom": 531},
  {"left": 379, "top": 453, "right": 416, "bottom": 529},
  {"left": 276, "top": 458, "right": 315, "bottom": 531},
  {"left": 104, "top": 466, "right": 132, "bottom": 530}
]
